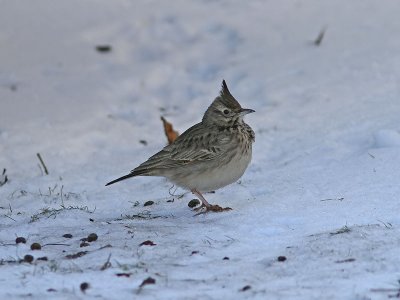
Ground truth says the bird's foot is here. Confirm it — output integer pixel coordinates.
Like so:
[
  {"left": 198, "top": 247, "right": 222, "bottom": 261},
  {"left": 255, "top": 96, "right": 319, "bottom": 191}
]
[{"left": 193, "top": 203, "right": 232, "bottom": 216}]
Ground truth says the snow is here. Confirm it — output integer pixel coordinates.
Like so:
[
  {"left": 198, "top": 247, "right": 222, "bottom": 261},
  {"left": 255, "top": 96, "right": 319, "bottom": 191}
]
[{"left": 1, "top": 0, "right": 400, "bottom": 299}]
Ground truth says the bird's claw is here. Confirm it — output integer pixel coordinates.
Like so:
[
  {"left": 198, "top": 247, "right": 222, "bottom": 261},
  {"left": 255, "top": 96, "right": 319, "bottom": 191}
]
[{"left": 193, "top": 204, "right": 232, "bottom": 216}]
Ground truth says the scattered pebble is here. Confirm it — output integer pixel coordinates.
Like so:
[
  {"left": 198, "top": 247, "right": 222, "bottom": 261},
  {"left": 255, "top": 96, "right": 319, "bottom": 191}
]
[
  {"left": 188, "top": 199, "right": 200, "bottom": 208},
  {"left": 144, "top": 200, "right": 154, "bottom": 207},
  {"left": 87, "top": 233, "right": 98, "bottom": 242},
  {"left": 223, "top": 257, "right": 230, "bottom": 260},
  {"left": 80, "top": 242, "right": 90, "bottom": 247},
  {"left": 191, "top": 251, "right": 199, "bottom": 255},
  {"left": 63, "top": 234, "right": 73, "bottom": 238},
  {"left": 30, "top": 243, "right": 41, "bottom": 250},
  {"left": 23, "top": 254, "right": 34, "bottom": 263},
  {"left": 139, "top": 140, "right": 148, "bottom": 146},
  {"left": 15, "top": 237, "right": 26, "bottom": 244}
]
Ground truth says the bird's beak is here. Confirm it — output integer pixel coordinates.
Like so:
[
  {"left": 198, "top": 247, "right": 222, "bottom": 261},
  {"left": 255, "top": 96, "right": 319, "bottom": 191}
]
[{"left": 239, "top": 108, "right": 255, "bottom": 115}]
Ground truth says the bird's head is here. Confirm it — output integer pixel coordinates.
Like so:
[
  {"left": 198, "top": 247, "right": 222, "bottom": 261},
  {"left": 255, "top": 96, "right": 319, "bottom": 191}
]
[{"left": 202, "top": 80, "right": 255, "bottom": 127}]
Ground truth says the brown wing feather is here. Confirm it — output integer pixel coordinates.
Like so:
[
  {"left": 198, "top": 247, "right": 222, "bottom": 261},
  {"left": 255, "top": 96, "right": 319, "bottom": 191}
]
[
  {"left": 106, "top": 123, "right": 231, "bottom": 185},
  {"left": 131, "top": 123, "right": 225, "bottom": 175}
]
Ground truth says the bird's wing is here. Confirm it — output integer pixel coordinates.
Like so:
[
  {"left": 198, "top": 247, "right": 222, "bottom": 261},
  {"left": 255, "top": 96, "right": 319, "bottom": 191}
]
[{"left": 131, "top": 123, "right": 228, "bottom": 174}]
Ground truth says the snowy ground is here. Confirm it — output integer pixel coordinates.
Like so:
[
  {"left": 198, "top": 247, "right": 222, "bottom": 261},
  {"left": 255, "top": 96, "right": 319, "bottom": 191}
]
[{"left": 1, "top": 1, "right": 400, "bottom": 299}]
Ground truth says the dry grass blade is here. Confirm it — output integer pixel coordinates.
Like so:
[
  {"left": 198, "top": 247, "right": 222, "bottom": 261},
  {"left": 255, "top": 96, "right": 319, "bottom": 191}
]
[{"left": 100, "top": 253, "right": 112, "bottom": 270}]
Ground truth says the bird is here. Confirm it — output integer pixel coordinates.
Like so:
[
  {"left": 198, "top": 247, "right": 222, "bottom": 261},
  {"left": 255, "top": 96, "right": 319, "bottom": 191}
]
[{"left": 106, "top": 80, "right": 255, "bottom": 213}]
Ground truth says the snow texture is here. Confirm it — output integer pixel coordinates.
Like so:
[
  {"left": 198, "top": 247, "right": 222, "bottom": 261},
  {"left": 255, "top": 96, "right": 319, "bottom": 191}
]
[{"left": 1, "top": 1, "right": 400, "bottom": 299}]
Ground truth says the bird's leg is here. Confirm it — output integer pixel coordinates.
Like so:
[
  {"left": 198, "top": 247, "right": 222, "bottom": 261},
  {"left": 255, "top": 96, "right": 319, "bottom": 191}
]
[
  {"left": 191, "top": 189, "right": 211, "bottom": 208},
  {"left": 191, "top": 189, "right": 232, "bottom": 214}
]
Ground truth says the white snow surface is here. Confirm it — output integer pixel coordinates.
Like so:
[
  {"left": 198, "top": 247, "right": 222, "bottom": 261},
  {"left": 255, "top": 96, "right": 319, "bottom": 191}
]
[{"left": 1, "top": 1, "right": 400, "bottom": 299}]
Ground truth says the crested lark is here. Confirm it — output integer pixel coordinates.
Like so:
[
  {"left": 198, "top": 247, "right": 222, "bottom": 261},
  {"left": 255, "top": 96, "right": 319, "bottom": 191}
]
[{"left": 106, "top": 80, "right": 255, "bottom": 213}]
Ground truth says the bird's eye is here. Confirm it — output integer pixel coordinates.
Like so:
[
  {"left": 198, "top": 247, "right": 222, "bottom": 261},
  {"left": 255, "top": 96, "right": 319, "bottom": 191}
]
[{"left": 223, "top": 109, "right": 229, "bottom": 115}]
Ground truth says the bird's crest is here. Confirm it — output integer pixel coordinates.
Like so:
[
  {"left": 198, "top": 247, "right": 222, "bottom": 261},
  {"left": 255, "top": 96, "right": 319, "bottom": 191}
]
[{"left": 218, "top": 80, "right": 242, "bottom": 109}]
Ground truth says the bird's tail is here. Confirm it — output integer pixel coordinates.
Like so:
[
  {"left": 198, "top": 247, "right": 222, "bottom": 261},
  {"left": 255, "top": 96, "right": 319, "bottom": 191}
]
[{"left": 105, "top": 169, "right": 146, "bottom": 186}]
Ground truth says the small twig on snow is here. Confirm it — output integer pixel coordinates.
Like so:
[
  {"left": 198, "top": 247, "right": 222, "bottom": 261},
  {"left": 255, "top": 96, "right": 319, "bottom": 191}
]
[
  {"left": 42, "top": 243, "right": 71, "bottom": 247},
  {"left": 36, "top": 153, "right": 49, "bottom": 175},
  {"left": 4, "top": 215, "right": 16, "bottom": 222},
  {"left": 0, "top": 168, "right": 8, "bottom": 186},
  {"left": 320, "top": 197, "right": 344, "bottom": 202},
  {"left": 314, "top": 27, "right": 327, "bottom": 46}
]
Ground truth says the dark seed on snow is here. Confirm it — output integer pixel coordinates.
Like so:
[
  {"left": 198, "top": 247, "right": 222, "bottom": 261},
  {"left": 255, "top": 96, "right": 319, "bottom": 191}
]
[
  {"left": 144, "top": 200, "right": 154, "bottom": 207},
  {"left": 139, "top": 277, "right": 156, "bottom": 287},
  {"left": 87, "top": 233, "right": 98, "bottom": 242},
  {"left": 95, "top": 45, "right": 112, "bottom": 53},
  {"left": 116, "top": 273, "right": 132, "bottom": 277},
  {"left": 140, "top": 240, "right": 156, "bottom": 246},
  {"left": 16, "top": 237, "right": 26, "bottom": 244},
  {"left": 240, "top": 285, "right": 251, "bottom": 292},
  {"left": 63, "top": 234, "right": 73, "bottom": 238},
  {"left": 80, "top": 282, "right": 90, "bottom": 293},
  {"left": 24, "top": 254, "right": 34, "bottom": 263},
  {"left": 37, "top": 256, "right": 48, "bottom": 261},
  {"left": 188, "top": 199, "right": 200, "bottom": 208},
  {"left": 223, "top": 257, "right": 230, "bottom": 260},
  {"left": 80, "top": 242, "right": 90, "bottom": 247},
  {"left": 30, "top": 243, "right": 41, "bottom": 250},
  {"left": 277, "top": 256, "right": 287, "bottom": 262}
]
